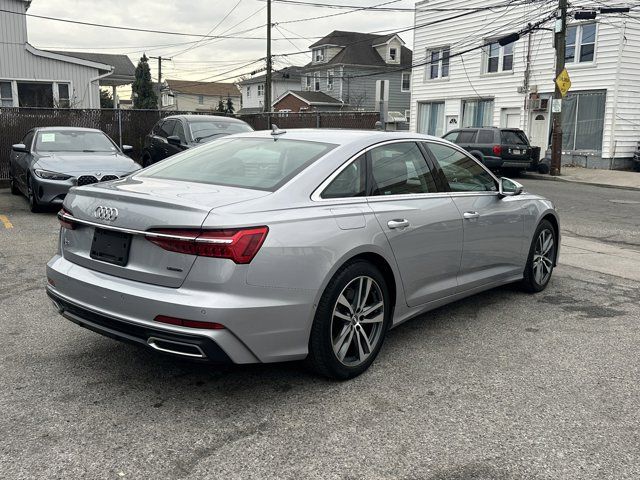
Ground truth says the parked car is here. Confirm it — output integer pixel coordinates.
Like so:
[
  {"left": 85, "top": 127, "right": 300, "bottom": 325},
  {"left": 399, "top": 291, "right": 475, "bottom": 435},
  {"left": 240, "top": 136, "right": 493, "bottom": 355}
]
[
  {"left": 442, "top": 127, "right": 537, "bottom": 173},
  {"left": 141, "top": 115, "right": 254, "bottom": 166},
  {"left": 47, "top": 130, "right": 559, "bottom": 380},
  {"left": 9, "top": 127, "right": 140, "bottom": 212}
]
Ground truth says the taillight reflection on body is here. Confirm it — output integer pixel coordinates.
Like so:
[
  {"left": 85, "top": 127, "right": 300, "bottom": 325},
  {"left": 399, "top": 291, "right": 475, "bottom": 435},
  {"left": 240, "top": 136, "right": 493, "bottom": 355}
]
[{"left": 145, "top": 226, "right": 268, "bottom": 264}]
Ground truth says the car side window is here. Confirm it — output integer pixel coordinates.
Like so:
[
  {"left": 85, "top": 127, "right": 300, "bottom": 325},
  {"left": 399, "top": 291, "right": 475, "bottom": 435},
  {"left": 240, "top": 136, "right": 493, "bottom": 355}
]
[
  {"left": 22, "top": 131, "right": 35, "bottom": 150},
  {"left": 426, "top": 142, "right": 497, "bottom": 193},
  {"left": 442, "top": 131, "right": 459, "bottom": 143},
  {"left": 370, "top": 142, "right": 436, "bottom": 196},
  {"left": 321, "top": 154, "right": 366, "bottom": 199},
  {"left": 174, "top": 122, "right": 187, "bottom": 143},
  {"left": 457, "top": 130, "right": 477, "bottom": 143},
  {"left": 158, "top": 120, "right": 176, "bottom": 138},
  {"left": 477, "top": 129, "right": 494, "bottom": 144}
]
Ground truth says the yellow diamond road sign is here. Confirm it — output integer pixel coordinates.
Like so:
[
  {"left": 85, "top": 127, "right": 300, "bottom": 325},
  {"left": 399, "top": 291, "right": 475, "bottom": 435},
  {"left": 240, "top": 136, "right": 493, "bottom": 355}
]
[{"left": 556, "top": 68, "right": 572, "bottom": 97}]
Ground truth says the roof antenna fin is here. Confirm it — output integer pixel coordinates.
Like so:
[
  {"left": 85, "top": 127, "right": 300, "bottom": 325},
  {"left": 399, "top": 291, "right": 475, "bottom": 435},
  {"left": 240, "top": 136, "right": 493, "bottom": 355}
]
[{"left": 271, "top": 124, "right": 286, "bottom": 139}]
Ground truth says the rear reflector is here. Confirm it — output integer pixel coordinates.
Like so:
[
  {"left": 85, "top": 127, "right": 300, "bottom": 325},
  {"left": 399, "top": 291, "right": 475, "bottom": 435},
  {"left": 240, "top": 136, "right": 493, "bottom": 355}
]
[
  {"left": 58, "top": 208, "right": 76, "bottom": 230},
  {"left": 154, "top": 315, "right": 225, "bottom": 330},
  {"left": 146, "top": 226, "right": 268, "bottom": 264}
]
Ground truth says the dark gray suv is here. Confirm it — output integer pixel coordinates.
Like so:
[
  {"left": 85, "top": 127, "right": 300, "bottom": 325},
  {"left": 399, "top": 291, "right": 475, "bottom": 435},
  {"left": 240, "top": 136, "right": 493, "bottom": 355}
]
[{"left": 442, "top": 127, "right": 538, "bottom": 173}]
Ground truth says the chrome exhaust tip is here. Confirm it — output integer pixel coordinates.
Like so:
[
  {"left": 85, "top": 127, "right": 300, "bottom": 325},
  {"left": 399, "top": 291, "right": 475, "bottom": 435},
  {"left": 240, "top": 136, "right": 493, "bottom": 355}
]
[{"left": 147, "top": 337, "right": 206, "bottom": 358}]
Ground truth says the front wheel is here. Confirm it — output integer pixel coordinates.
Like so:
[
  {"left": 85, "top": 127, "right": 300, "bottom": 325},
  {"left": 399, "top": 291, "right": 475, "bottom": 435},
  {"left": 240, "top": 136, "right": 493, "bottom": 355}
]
[
  {"left": 27, "top": 177, "right": 42, "bottom": 213},
  {"left": 521, "top": 220, "right": 556, "bottom": 292},
  {"left": 10, "top": 175, "right": 20, "bottom": 195},
  {"left": 308, "top": 261, "right": 391, "bottom": 380}
]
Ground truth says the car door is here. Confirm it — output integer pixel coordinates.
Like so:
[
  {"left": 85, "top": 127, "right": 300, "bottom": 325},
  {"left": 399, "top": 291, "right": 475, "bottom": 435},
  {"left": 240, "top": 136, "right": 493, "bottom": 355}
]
[
  {"left": 366, "top": 141, "right": 463, "bottom": 307},
  {"left": 169, "top": 120, "right": 188, "bottom": 155},
  {"left": 423, "top": 141, "right": 525, "bottom": 291},
  {"left": 13, "top": 130, "right": 35, "bottom": 191}
]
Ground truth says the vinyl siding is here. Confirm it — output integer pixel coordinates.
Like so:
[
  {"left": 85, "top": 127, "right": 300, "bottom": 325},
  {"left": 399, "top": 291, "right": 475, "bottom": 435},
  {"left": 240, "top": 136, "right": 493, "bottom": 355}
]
[
  {"left": 172, "top": 93, "right": 241, "bottom": 112},
  {"left": 241, "top": 79, "right": 300, "bottom": 110},
  {"left": 0, "top": 0, "right": 102, "bottom": 108},
  {"left": 410, "top": 0, "right": 638, "bottom": 160}
]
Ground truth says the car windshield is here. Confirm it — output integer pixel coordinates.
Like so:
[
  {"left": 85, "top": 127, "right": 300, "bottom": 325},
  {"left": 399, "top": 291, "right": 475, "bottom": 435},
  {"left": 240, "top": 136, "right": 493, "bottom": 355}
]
[
  {"left": 34, "top": 131, "right": 117, "bottom": 153},
  {"left": 501, "top": 130, "right": 528, "bottom": 145},
  {"left": 141, "top": 137, "right": 336, "bottom": 191},
  {"left": 189, "top": 121, "right": 253, "bottom": 142}
]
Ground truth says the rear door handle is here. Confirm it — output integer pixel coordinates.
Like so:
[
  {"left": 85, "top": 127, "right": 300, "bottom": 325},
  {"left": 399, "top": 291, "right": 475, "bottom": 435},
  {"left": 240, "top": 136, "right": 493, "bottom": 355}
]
[
  {"left": 387, "top": 219, "right": 410, "bottom": 229},
  {"left": 463, "top": 211, "right": 480, "bottom": 220}
]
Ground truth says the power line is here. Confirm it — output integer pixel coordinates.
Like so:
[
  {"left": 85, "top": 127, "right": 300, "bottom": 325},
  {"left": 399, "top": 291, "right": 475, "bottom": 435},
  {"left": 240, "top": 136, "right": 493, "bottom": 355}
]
[{"left": 276, "top": 0, "right": 404, "bottom": 25}]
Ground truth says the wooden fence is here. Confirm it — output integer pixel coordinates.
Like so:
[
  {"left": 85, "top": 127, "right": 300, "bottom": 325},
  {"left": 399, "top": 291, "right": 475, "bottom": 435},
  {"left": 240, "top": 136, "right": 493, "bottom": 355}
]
[{"left": 0, "top": 108, "right": 381, "bottom": 181}]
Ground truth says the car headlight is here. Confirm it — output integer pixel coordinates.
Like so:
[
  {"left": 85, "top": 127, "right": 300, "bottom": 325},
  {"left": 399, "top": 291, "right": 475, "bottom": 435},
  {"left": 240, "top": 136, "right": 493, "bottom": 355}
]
[{"left": 34, "top": 169, "right": 72, "bottom": 181}]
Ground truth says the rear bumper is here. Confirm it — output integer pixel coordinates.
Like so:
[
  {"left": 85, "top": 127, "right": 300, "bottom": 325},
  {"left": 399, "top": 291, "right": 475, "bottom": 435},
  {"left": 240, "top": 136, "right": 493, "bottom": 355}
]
[
  {"left": 482, "top": 156, "right": 532, "bottom": 169},
  {"left": 46, "top": 254, "right": 317, "bottom": 364}
]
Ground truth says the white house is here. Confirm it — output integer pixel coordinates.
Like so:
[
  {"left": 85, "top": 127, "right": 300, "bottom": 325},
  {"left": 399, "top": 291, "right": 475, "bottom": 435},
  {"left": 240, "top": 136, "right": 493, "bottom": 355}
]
[
  {"left": 237, "top": 66, "right": 303, "bottom": 113},
  {"left": 0, "top": 0, "right": 125, "bottom": 108},
  {"left": 161, "top": 79, "right": 241, "bottom": 112},
  {"left": 410, "top": 0, "right": 640, "bottom": 169}
]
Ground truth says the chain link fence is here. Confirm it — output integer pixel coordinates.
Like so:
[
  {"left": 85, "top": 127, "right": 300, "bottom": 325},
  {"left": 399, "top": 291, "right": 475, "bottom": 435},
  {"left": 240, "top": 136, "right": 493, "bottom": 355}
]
[{"left": 0, "top": 108, "right": 381, "bottom": 181}]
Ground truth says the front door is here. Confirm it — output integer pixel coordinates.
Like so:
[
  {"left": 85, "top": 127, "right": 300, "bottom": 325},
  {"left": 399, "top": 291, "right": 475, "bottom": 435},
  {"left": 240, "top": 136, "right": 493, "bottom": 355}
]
[
  {"left": 424, "top": 141, "right": 525, "bottom": 290},
  {"left": 529, "top": 112, "right": 550, "bottom": 151},
  {"left": 366, "top": 141, "right": 463, "bottom": 307}
]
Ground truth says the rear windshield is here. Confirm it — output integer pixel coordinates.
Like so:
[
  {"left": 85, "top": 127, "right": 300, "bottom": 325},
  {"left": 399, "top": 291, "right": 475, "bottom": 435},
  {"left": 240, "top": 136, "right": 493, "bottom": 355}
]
[
  {"left": 189, "top": 121, "right": 253, "bottom": 143},
  {"left": 35, "top": 130, "right": 117, "bottom": 153},
  {"left": 141, "top": 137, "right": 336, "bottom": 191},
  {"left": 501, "top": 130, "right": 528, "bottom": 145}
]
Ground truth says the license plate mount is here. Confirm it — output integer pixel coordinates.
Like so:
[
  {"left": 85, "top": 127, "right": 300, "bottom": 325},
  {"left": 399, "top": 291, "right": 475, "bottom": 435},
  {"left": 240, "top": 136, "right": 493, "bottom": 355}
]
[{"left": 90, "top": 228, "right": 132, "bottom": 266}]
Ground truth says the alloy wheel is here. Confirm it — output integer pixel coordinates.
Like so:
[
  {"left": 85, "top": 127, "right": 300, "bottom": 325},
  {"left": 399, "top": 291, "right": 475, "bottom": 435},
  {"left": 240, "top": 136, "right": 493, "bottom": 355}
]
[
  {"left": 533, "top": 228, "right": 554, "bottom": 285},
  {"left": 331, "top": 275, "right": 385, "bottom": 367}
]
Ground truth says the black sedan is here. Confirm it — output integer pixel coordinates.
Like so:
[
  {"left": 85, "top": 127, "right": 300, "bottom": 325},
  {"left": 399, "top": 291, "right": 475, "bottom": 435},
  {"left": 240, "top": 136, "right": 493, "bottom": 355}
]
[
  {"left": 141, "top": 115, "right": 253, "bottom": 166},
  {"left": 9, "top": 127, "right": 140, "bottom": 212}
]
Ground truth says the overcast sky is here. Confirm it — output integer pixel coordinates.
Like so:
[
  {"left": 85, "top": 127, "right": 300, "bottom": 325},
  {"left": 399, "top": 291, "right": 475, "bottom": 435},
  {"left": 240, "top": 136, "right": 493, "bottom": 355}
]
[{"left": 26, "top": 0, "right": 417, "bottom": 95}]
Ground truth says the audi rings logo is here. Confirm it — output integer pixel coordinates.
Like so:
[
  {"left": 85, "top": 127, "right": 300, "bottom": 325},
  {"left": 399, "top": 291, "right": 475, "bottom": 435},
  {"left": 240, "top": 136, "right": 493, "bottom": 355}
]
[{"left": 94, "top": 206, "right": 118, "bottom": 222}]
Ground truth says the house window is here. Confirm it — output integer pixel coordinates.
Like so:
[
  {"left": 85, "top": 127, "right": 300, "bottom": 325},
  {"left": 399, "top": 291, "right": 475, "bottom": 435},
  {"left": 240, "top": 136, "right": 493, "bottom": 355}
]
[
  {"left": 198, "top": 95, "right": 204, "bottom": 105},
  {"left": 17, "top": 82, "right": 54, "bottom": 108},
  {"left": 486, "top": 41, "right": 514, "bottom": 73},
  {"left": 303, "top": 76, "right": 312, "bottom": 91},
  {"left": 258, "top": 84, "right": 264, "bottom": 97},
  {"left": 426, "top": 47, "right": 450, "bottom": 79},
  {"left": 389, "top": 47, "right": 397, "bottom": 61},
  {"left": 404, "top": 109, "right": 410, "bottom": 123},
  {"left": 561, "top": 91, "right": 605, "bottom": 150},
  {"left": 462, "top": 99, "right": 494, "bottom": 127},
  {"left": 566, "top": 23, "right": 596, "bottom": 63},
  {"left": 0, "top": 81, "right": 13, "bottom": 107},
  {"left": 401, "top": 72, "right": 411, "bottom": 92},
  {"left": 314, "top": 73, "right": 320, "bottom": 91},
  {"left": 57, "top": 83, "right": 70, "bottom": 108},
  {"left": 327, "top": 70, "right": 334, "bottom": 90},
  {"left": 247, "top": 86, "right": 251, "bottom": 98},
  {"left": 417, "top": 102, "right": 445, "bottom": 136},
  {"left": 313, "top": 47, "right": 325, "bottom": 62}
]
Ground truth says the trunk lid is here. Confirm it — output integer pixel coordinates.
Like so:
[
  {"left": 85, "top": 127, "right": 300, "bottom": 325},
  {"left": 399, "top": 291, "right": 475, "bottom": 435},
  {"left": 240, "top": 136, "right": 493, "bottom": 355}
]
[{"left": 61, "top": 176, "right": 271, "bottom": 287}]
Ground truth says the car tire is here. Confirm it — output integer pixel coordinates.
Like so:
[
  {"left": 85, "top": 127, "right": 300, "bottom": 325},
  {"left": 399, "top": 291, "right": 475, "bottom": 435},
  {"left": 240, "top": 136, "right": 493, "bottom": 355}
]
[
  {"left": 307, "top": 260, "right": 391, "bottom": 380},
  {"left": 10, "top": 175, "right": 20, "bottom": 195},
  {"left": 537, "top": 163, "right": 550, "bottom": 174},
  {"left": 521, "top": 219, "right": 556, "bottom": 293},
  {"left": 27, "top": 177, "right": 42, "bottom": 213}
]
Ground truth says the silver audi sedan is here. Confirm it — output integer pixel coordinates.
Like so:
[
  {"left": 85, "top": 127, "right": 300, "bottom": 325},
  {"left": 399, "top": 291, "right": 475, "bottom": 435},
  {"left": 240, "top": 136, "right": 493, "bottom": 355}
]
[{"left": 46, "top": 129, "right": 559, "bottom": 379}]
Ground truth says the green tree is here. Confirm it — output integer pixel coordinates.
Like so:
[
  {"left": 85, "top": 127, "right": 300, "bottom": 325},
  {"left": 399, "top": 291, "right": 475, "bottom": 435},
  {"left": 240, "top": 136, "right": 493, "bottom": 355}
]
[
  {"left": 217, "top": 99, "right": 226, "bottom": 113},
  {"left": 132, "top": 54, "right": 158, "bottom": 109},
  {"left": 226, "top": 96, "right": 235, "bottom": 114},
  {"left": 100, "top": 89, "right": 114, "bottom": 109}
]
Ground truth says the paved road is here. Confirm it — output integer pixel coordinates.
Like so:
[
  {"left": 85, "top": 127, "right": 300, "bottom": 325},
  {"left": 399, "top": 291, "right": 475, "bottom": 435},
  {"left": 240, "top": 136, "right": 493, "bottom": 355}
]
[
  {"left": 519, "top": 177, "right": 640, "bottom": 251},
  {"left": 1, "top": 183, "right": 639, "bottom": 480}
]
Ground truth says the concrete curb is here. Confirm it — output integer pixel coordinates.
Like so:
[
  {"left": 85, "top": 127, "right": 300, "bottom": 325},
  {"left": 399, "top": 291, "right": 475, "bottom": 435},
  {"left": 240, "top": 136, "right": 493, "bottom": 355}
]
[{"left": 521, "top": 172, "right": 640, "bottom": 192}]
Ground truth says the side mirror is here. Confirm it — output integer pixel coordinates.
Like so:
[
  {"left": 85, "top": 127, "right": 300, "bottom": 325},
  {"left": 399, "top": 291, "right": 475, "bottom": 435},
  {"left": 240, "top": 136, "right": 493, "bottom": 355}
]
[
  {"left": 121, "top": 145, "right": 134, "bottom": 153},
  {"left": 499, "top": 177, "right": 524, "bottom": 197},
  {"left": 12, "top": 143, "right": 28, "bottom": 153},
  {"left": 166, "top": 135, "right": 183, "bottom": 147}
]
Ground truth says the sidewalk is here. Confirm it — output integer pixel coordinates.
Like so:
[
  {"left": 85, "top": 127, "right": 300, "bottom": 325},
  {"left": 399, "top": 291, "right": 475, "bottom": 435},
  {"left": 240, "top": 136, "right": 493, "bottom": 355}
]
[
  {"left": 523, "top": 166, "right": 640, "bottom": 191},
  {"left": 561, "top": 235, "right": 640, "bottom": 282}
]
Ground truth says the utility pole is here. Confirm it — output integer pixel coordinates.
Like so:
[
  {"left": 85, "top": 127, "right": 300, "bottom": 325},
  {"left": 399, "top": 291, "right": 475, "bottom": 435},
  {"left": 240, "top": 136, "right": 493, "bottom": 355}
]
[
  {"left": 550, "top": 0, "right": 567, "bottom": 176},
  {"left": 150, "top": 56, "right": 171, "bottom": 110},
  {"left": 264, "top": 0, "right": 272, "bottom": 114}
]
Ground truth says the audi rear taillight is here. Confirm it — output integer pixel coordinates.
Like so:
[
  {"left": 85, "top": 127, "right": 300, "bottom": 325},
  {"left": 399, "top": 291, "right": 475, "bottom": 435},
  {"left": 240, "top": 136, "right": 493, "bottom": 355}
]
[
  {"left": 58, "top": 208, "right": 76, "bottom": 230},
  {"left": 145, "top": 226, "right": 268, "bottom": 264},
  {"left": 492, "top": 145, "right": 502, "bottom": 155}
]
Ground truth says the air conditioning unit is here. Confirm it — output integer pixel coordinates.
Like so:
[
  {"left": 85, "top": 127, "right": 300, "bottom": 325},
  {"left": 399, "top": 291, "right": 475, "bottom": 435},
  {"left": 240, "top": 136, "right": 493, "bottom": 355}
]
[{"left": 530, "top": 98, "right": 549, "bottom": 111}]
